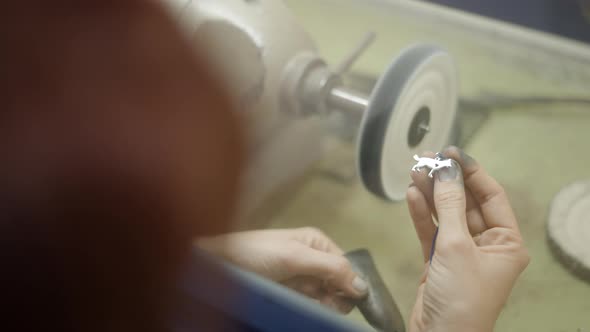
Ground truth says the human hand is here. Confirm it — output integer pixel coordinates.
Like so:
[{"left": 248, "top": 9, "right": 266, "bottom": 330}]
[
  {"left": 197, "top": 227, "right": 369, "bottom": 313},
  {"left": 407, "top": 147, "right": 530, "bottom": 332}
]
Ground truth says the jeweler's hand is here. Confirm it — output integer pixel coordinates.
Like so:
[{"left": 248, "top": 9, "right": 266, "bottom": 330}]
[
  {"left": 197, "top": 228, "right": 368, "bottom": 313},
  {"left": 407, "top": 147, "right": 530, "bottom": 332}
]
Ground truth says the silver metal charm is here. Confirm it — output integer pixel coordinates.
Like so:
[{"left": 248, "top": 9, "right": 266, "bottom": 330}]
[{"left": 411, "top": 153, "right": 453, "bottom": 178}]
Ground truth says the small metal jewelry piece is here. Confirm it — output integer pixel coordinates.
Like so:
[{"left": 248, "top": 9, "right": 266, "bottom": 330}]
[{"left": 411, "top": 153, "right": 453, "bottom": 178}]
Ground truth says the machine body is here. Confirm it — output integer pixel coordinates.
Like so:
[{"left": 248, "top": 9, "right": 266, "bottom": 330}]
[{"left": 163, "top": 0, "right": 327, "bottom": 223}]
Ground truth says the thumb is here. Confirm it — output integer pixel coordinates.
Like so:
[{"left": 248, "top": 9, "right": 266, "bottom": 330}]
[
  {"left": 433, "top": 159, "right": 470, "bottom": 240},
  {"left": 288, "top": 246, "right": 368, "bottom": 299}
]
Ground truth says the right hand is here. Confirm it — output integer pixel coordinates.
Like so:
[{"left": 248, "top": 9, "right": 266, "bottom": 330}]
[
  {"left": 197, "top": 227, "right": 368, "bottom": 313},
  {"left": 407, "top": 147, "right": 530, "bottom": 332}
]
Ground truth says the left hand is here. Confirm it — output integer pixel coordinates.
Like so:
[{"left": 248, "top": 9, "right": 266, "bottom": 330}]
[
  {"left": 406, "top": 147, "right": 530, "bottom": 332},
  {"left": 197, "top": 227, "right": 369, "bottom": 313}
]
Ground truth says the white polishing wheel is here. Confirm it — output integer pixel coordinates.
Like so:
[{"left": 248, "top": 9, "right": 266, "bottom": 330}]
[
  {"left": 358, "top": 44, "right": 458, "bottom": 201},
  {"left": 548, "top": 180, "right": 590, "bottom": 282}
]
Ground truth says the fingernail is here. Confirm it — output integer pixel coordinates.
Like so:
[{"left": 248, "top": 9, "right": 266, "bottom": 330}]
[
  {"left": 459, "top": 149, "right": 476, "bottom": 166},
  {"left": 445, "top": 146, "right": 476, "bottom": 166},
  {"left": 352, "top": 276, "right": 368, "bottom": 294},
  {"left": 436, "top": 160, "right": 460, "bottom": 182}
]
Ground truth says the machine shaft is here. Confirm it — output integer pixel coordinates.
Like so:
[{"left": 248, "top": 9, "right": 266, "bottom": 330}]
[{"left": 328, "top": 86, "right": 369, "bottom": 118}]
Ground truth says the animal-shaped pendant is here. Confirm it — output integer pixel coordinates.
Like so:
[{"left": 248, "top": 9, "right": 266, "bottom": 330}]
[{"left": 411, "top": 153, "right": 452, "bottom": 178}]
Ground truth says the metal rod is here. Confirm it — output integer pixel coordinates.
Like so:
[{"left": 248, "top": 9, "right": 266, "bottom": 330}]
[
  {"left": 333, "top": 32, "right": 377, "bottom": 75},
  {"left": 328, "top": 86, "right": 369, "bottom": 118}
]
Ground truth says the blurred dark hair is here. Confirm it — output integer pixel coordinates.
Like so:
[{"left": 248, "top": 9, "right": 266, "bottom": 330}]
[
  {"left": 1, "top": 1, "right": 242, "bottom": 331},
  {"left": 2, "top": 175, "right": 184, "bottom": 332}
]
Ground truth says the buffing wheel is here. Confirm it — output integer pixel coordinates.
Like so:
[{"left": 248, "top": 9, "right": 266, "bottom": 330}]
[
  {"left": 357, "top": 44, "right": 458, "bottom": 201},
  {"left": 548, "top": 180, "right": 590, "bottom": 282}
]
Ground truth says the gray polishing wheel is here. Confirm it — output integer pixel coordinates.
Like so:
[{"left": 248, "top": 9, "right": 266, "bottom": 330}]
[
  {"left": 357, "top": 44, "right": 458, "bottom": 201},
  {"left": 548, "top": 180, "right": 590, "bottom": 282}
]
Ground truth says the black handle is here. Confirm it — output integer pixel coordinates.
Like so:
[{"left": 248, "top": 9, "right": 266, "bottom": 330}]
[{"left": 345, "top": 249, "right": 405, "bottom": 332}]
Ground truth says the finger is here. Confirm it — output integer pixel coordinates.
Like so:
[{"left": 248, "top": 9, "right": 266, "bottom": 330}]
[
  {"left": 320, "top": 295, "right": 355, "bottom": 314},
  {"left": 286, "top": 246, "right": 368, "bottom": 299},
  {"left": 283, "top": 276, "right": 323, "bottom": 299},
  {"left": 410, "top": 151, "right": 437, "bottom": 220},
  {"left": 411, "top": 151, "right": 487, "bottom": 236},
  {"left": 433, "top": 160, "right": 471, "bottom": 240},
  {"left": 419, "top": 262, "right": 430, "bottom": 284},
  {"left": 407, "top": 185, "right": 437, "bottom": 261},
  {"left": 293, "top": 227, "right": 344, "bottom": 255},
  {"left": 410, "top": 282, "right": 426, "bottom": 328},
  {"left": 443, "top": 146, "right": 519, "bottom": 231},
  {"left": 464, "top": 186, "right": 488, "bottom": 235}
]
